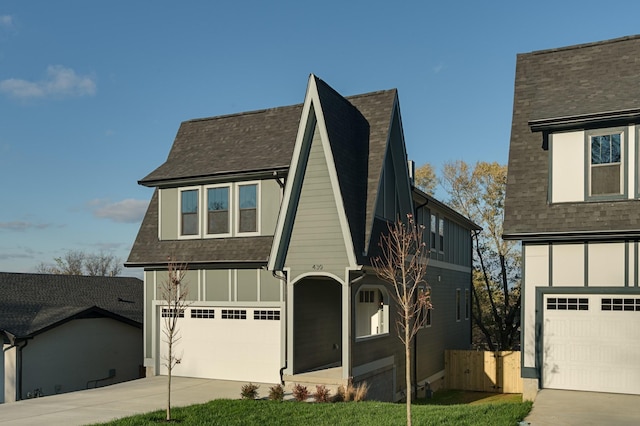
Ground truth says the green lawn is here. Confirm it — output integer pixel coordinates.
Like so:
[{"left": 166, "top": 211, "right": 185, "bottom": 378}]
[{"left": 97, "top": 392, "right": 531, "bottom": 426}]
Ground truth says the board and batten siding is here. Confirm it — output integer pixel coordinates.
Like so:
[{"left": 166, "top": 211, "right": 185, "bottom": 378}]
[{"left": 286, "top": 126, "right": 350, "bottom": 280}]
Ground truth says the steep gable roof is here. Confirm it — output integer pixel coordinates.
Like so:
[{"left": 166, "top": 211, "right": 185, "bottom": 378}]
[
  {"left": 504, "top": 35, "right": 640, "bottom": 238},
  {"left": 129, "top": 76, "right": 398, "bottom": 267},
  {"left": 0, "top": 273, "right": 143, "bottom": 339}
]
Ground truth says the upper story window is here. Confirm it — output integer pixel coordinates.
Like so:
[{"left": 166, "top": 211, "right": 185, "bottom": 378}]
[
  {"left": 238, "top": 184, "right": 258, "bottom": 233},
  {"left": 589, "top": 131, "right": 623, "bottom": 197},
  {"left": 207, "top": 186, "right": 230, "bottom": 235},
  {"left": 430, "top": 214, "right": 437, "bottom": 251},
  {"left": 439, "top": 217, "right": 445, "bottom": 253},
  {"left": 181, "top": 189, "right": 199, "bottom": 236}
]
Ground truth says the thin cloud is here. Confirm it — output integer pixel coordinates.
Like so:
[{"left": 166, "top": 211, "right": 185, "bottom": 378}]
[
  {"left": 0, "top": 65, "right": 96, "bottom": 100},
  {"left": 0, "top": 221, "right": 54, "bottom": 231},
  {"left": 0, "top": 15, "right": 13, "bottom": 28},
  {"left": 432, "top": 63, "right": 445, "bottom": 74},
  {"left": 89, "top": 198, "right": 148, "bottom": 224}
]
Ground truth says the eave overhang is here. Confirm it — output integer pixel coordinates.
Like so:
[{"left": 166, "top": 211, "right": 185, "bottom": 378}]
[
  {"left": 139, "top": 167, "right": 289, "bottom": 188},
  {"left": 503, "top": 229, "right": 640, "bottom": 242},
  {"left": 412, "top": 187, "right": 481, "bottom": 231},
  {"left": 529, "top": 108, "right": 640, "bottom": 133}
]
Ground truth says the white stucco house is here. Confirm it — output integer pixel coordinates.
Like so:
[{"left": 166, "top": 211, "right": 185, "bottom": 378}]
[{"left": 504, "top": 35, "right": 640, "bottom": 399}]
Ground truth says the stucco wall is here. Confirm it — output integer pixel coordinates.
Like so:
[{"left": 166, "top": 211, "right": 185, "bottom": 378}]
[{"left": 20, "top": 318, "right": 142, "bottom": 399}]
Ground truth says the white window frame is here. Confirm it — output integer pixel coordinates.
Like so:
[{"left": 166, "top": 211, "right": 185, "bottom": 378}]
[
  {"left": 586, "top": 127, "right": 626, "bottom": 200},
  {"left": 235, "top": 181, "right": 261, "bottom": 236},
  {"left": 204, "top": 184, "right": 232, "bottom": 238},
  {"left": 355, "top": 285, "right": 390, "bottom": 340},
  {"left": 178, "top": 186, "right": 201, "bottom": 239}
]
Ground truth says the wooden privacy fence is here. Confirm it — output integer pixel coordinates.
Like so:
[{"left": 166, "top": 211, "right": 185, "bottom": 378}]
[{"left": 444, "top": 350, "right": 522, "bottom": 393}]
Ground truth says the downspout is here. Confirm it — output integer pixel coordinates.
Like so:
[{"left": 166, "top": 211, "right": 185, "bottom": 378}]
[{"left": 273, "top": 270, "right": 288, "bottom": 384}]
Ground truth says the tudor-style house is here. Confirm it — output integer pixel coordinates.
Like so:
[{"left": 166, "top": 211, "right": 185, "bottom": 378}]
[
  {"left": 504, "top": 35, "right": 640, "bottom": 399},
  {"left": 127, "top": 75, "right": 478, "bottom": 400}
]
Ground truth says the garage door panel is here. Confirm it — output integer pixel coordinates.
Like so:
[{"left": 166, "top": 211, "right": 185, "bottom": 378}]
[
  {"left": 544, "top": 294, "right": 640, "bottom": 395},
  {"left": 159, "top": 306, "right": 281, "bottom": 383}
]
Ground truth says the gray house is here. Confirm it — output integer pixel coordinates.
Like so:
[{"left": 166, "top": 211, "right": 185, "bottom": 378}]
[
  {"left": 504, "top": 35, "right": 640, "bottom": 399},
  {"left": 1, "top": 273, "right": 143, "bottom": 403},
  {"left": 127, "top": 75, "right": 477, "bottom": 400}
]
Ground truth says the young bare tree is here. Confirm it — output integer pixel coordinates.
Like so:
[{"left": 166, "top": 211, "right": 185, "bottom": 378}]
[
  {"left": 372, "top": 214, "right": 431, "bottom": 426},
  {"left": 160, "top": 258, "right": 190, "bottom": 422}
]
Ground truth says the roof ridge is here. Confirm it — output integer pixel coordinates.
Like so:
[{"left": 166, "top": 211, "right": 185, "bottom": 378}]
[{"left": 524, "top": 34, "right": 640, "bottom": 57}]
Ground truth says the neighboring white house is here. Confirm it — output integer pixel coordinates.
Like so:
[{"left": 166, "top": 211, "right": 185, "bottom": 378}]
[
  {"left": 504, "top": 35, "right": 640, "bottom": 400},
  {"left": 1, "top": 273, "right": 143, "bottom": 403},
  {"left": 126, "top": 74, "right": 479, "bottom": 401}
]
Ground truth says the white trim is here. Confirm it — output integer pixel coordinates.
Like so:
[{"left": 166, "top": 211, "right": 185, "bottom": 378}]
[
  {"left": 203, "top": 183, "right": 232, "bottom": 238},
  {"left": 157, "top": 190, "right": 162, "bottom": 240},
  {"left": 177, "top": 186, "right": 201, "bottom": 239},
  {"left": 289, "top": 271, "right": 346, "bottom": 286},
  {"left": 268, "top": 80, "right": 316, "bottom": 271}
]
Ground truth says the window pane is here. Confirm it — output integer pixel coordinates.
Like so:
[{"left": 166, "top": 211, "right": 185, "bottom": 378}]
[
  {"left": 181, "top": 190, "right": 198, "bottom": 213},
  {"left": 239, "top": 185, "right": 256, "bottom": 208},
  {"left": 611, "top": 134, "right": 621, "bottom": 162},
  {"left": 207, "top": 187, "right": 229, "bottom": 234},
  {"left": 239, "top": 209, "right": 257, "bottom": 233}
]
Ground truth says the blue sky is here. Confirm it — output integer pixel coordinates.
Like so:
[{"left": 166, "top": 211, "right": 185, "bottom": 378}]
[{"left": 1, "top": 1, "right": 639, "bottom": 276}]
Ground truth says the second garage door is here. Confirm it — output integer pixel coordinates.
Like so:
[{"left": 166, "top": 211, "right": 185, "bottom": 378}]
[{"left": 543, "top": 294, "right": 640, "bottom": 395}]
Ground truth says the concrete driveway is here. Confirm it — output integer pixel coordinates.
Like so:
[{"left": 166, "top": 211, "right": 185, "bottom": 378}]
[
  {"left": 0, "top": 376, "right": 276, "bottom": 425},
  {"left": 524, "top": 389, "right": 640, "bottom": 425}
]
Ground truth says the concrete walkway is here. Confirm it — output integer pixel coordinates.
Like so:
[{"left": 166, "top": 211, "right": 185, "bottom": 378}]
[
  {"left": 0, "top": 376, "right": 276, "bottom": 425},
  {"left": 524, "top": 389, "right": 640, "bottom": 425}
]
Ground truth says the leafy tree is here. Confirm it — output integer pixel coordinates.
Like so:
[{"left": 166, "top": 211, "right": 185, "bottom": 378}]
[
  {"left": 161, "top": 258, "right": 190, "bottom": 422},
  {"left": 35, "top": 249, "right": 122, "bottom": 276},
  {"left": 414, "top": 163, "right": 437, "bottom": 195},
  {"left": 440, "top": 160, "right": 520, "bottom": 351},
  {"left": 372, "top": 215, "right": 431, "bottom": 426}
]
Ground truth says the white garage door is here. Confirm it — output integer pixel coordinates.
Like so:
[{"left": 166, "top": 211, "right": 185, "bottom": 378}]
[
  {"left": 159, "top": 306, "right": 281, "bottom": 383},
  {"left": 543, "top": 294, "right": 640, "bottom": 395}
]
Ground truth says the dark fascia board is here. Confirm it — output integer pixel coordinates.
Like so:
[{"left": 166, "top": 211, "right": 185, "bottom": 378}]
[
  {"left": 503, "top": 229, "right": 640, "bottom": 242},
  {"left": 529, "top": 108, "right": 640, "bottom": 133},
  {"left": 125, "top": 260, "right": 268, "bottom": 270},
  {"left": 412, "top": 187, "right": 481, "bottom": 231},
  {"left": 139, "top": 167, "right": 289, "bottom": 188}
]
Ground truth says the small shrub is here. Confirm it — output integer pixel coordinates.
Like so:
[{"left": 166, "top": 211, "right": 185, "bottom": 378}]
[
  {"left": 313, "top": 384, "right": 331, "bottom": 403},
  {"left": 292, "top": 384, "right": 309, "bottom": 402},
  {"left": 240, "top": 383, "right": 259, "bottom": 400},
  {"left": 353, "top": 381, "right": 369, "bottom": 402},
  {"left": 268, "top": 384, "right": 285, "bottom": 402}
]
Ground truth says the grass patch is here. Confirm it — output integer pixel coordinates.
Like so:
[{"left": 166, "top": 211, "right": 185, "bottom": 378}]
[{"left": 96, "top": 397, "right": 531, "bottom": 426}]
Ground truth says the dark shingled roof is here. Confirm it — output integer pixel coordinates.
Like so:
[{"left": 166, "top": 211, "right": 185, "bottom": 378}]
[
  {"left": 0, "top": 272, "right": 143, "bottom": 339},
  {"left": 504, "top": 35, "right": 640, "bottom": 238},
  {"left": 128, "top": 77, "right": 397, "bottom": 266}
]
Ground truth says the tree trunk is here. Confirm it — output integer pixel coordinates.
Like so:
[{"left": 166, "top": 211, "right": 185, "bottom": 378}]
[
  {"left": 405, "top": 308, "right": 412, "bottom": 426},
  {"left": 167, "top": 339, "right": 172, "bottom": 421}
]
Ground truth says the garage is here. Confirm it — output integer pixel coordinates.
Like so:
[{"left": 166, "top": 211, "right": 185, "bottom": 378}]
[
  {"left": 543, "top": 294, "right": 640, "bottom": 395},
  {"left": 159, "top": 306, "right": 281, "bottom": 383}
]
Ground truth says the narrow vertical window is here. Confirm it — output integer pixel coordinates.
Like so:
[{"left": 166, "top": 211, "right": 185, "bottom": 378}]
[
  {"left": 238, "top": 184, "right": 257, "bottom": 233},
  {"left": 181, "top": 189, "right": 199, "bottom": 236},
  {"left": 456, "top": 288, "right": 461, "bottom": 321},
  {"left": 465, "top": 289, "right": 470, "bottom": 320},
  {"left": 207, "top": 187, "right": 229, "bottom": 235},
  {"left": 439, "top": 218, "right": 445, "bottom": 253},
  {"left": 430, "top": 214, "right": 437, "bottom": 250}
]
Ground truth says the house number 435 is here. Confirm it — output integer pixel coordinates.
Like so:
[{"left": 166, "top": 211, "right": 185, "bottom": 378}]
[{"left": 312, "top": 264, "right": 324, "bottom": 271}]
